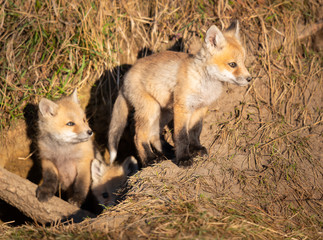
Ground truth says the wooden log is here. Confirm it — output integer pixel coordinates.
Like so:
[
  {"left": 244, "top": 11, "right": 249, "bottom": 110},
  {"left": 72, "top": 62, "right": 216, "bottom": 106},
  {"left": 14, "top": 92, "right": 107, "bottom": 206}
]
[{"left": 0, "top": 166, "right": 95, "bottom": 224}]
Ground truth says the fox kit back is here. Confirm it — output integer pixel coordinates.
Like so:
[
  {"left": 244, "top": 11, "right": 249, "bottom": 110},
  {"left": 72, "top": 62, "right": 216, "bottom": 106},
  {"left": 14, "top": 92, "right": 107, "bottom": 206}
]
[
  {"left": 36, "top": 89, "right": 94, "bottom": 206},
  {"left": 108, "top": 20, "right": 251, "bottom": 167}
]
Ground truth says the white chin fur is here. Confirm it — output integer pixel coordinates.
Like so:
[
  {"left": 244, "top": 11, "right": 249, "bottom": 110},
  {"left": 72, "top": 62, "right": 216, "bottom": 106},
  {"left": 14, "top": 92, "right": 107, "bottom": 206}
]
[
  {"left": 206, "top": 66, "right": 234, "bottom": 83},
  {"left": 237, "top": 81, "right": 249, "bottom": 86},
  {"left": 54, "top": 131, "right": 89, "bottom": 143},
  {"left": 207, "top": 66, "right": 249, "bottom": 86},
  {"left": 234, "top": 78, "right": 249, "bottom": 86}
]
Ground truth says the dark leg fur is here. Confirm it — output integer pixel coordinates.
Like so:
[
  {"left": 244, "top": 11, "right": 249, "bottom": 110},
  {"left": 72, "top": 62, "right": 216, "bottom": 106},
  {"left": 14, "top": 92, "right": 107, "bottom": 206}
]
[
  {"left": 68, "top": 182, "right": 89, "bottom": 207},
  {"left": 189, "top": 145, "right": 208, "bottom": 157},
  {"left": 141, "top": 142, "right": 159, "bottom": 166},
  {"left": 68, "top": 170, "right": 90, "bottom": 207},
  {"left": 176, "top": 127, "right": 193, "bottom": 167},
  {"left": 36, "top": 168, "right": 58, "bottom": 202},
  {"left": 188, "top": 117, "right": 208, "bottom": 158},
  {"left": 161, "top": 139, "right": 175, "bottom": 159}
]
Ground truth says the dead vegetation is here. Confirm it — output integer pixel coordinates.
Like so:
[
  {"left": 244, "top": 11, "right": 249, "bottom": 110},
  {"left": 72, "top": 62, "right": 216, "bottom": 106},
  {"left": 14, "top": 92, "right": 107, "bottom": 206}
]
[{"left": 0, "top": 0, "right": 322, "bottom": 239}]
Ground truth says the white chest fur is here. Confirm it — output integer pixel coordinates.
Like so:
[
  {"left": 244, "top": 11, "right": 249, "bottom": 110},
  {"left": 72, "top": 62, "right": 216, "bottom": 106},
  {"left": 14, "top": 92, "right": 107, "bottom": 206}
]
[{"left": 185, "top": 68, "right": 223, "bottom": 111}]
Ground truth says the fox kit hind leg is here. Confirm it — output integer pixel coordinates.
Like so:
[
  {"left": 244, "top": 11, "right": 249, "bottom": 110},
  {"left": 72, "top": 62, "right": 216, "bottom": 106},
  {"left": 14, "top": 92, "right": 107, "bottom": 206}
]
[
  {"left": 133, "top": 93, "right": 163, "bottom": 166},
  {"left": 108, "top": 93, "right": 174, "bottom": 166}
]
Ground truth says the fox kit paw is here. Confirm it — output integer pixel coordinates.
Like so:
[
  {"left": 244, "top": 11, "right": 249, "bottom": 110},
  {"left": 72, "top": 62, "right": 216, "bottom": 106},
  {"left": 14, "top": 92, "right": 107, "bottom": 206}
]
[
  {"left": 151, "top": 152, "right": 169, "bottom": 165},
  {"left": 36, "top": 186, "right": 55, "bottom": 202},
  {"left": 68, "top": 197, "right": 83, "bottom": 207},
  {"left": 190, "top": 145, "right": 208, "bottom": 158},
  {"left": 68, "top": 190, "right": 86, "bottom": 207},
  {"left": 177, "top": 155, "right": 194, "bottom": 168},
  {"left": 68, "top": 199, "right": 82, "bottom": 207}
]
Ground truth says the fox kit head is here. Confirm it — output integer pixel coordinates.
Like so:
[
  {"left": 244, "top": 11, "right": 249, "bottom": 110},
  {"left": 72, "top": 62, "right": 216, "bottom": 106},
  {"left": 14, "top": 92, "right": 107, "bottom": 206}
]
[
  {"left": 38, "top": 89, "right": 93, "bottom": 144},
  {"left": 202, "top": 20, "right": 252, "bottom": 86},
  {"left": 91, "top": 156, "right": 138, "bottom": 207}
]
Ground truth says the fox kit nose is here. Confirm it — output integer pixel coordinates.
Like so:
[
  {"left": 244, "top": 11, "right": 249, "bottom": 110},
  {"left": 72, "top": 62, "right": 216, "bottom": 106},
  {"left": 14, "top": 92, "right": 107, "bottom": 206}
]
[
  {"left": 246, "top": 76, "right": 252, "bottom": 82},
  {"left": 87, "top": 130, "right": 93, "bottom": 136}
]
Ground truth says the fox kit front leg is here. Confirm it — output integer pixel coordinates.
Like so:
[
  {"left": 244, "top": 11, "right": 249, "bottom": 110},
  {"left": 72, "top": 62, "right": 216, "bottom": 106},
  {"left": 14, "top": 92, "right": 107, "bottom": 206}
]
[
  {"left": 174, "top": 103, "right": 192, "bottom": 166},
  {"left": 188, "top": 107, "right": 208, "bottom": 157},
  {"left": 36, "top": 159, "right": 59, "bottom": 202},
  {"left": 174, "top": 106, "right": 208, "bottom": 166},
  {"left": 68, "top": 158, "right": 91, "bottom": 207}
]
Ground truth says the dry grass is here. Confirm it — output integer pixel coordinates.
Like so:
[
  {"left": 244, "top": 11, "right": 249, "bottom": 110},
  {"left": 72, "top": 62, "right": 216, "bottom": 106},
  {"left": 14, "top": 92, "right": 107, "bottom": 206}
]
[
  {"left": 0, "top": 0, "right": 215, "bottom": 129},
  {"left": 0, "top": 0, "right": 322, "bottom": 239}
]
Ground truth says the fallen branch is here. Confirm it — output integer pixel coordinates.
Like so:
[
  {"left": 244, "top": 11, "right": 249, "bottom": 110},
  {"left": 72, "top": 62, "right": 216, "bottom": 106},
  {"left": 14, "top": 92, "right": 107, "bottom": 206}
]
[{"left": 0, "top": 166, "right": 95, "bottom": 224}]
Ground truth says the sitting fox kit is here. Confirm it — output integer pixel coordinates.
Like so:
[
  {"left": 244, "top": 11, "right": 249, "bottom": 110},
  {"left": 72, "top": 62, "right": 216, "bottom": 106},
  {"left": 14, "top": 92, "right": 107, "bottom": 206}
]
[
  {"left": 36, "top": 89, "right": 94, "bottom": 206},
  {"left": 108, "top": 20, "right": 251, "bottom": 166}
]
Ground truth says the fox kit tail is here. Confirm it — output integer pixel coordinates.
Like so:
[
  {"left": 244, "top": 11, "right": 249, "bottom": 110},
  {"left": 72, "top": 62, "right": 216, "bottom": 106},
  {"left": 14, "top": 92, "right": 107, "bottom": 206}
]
[{"left": 108, "top": 92, "right": 129, "bottom": 164}]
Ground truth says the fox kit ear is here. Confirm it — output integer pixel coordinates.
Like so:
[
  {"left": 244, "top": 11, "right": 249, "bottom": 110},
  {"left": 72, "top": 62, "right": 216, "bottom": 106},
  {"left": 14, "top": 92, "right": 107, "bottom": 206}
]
[
  {"left": 122, "top": 156, "right": 139, "bottom": 176},
  {"left": 205, "top": 25, "right": 226, "bottom": 50},
  {"left": 39, "top": 98, "right": 58, "bottom": 117},
  {"left": 70, "top": 88, "right": 79, "bottom": 104},
  {"left": 91, "top": 158, "right": 108, "bottom": 184},
  {"left": 226, "top": 19, "right": 240, "bottom": 40}
]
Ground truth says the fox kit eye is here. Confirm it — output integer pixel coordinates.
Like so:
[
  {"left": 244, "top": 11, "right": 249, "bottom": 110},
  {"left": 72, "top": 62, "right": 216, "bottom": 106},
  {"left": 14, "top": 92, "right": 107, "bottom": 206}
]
[
  {"left": 102, "top": 192, "right": 109, "bottom": 199},
  {"left": 66, "top": 121, "right": 75, "bottom": 126},
  {"left": 228, "top": 62, "right": 237, "bottom": 68}
]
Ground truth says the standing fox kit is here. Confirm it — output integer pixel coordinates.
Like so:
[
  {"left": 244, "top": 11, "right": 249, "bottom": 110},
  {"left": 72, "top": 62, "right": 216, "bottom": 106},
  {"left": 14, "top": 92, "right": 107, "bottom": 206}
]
[
  {"left": 36, "top": 90, "right": 94, "bottom": 206},
  {"left": 109, "top": 20, "right": 252, "bottom": 166}
]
